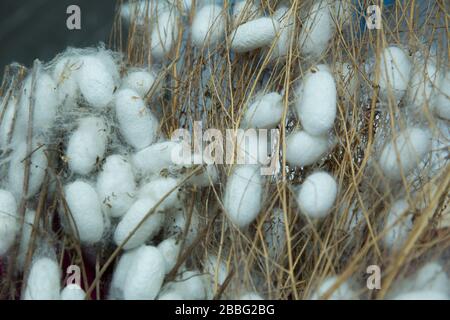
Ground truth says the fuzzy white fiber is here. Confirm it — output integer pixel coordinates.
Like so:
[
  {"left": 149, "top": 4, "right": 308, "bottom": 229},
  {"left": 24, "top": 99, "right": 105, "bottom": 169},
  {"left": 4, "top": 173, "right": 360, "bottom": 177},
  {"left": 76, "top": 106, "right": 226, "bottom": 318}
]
[
  {"left": 285, "top": 130, "right": 330, "bottom": 167},
  {"left": 115, "top": 88, "right": 159, "bottom": 150},
  {"left": 241, "top": 92, "right": 283, "bottom": 129},
  {"left": 23, "top": 257, "right": 61, "bottom": 300},
  {"left": 230, "top": 17, "right": 279, "bottom": 53},
  {"left": 109, "top": 247, "right": 139, "bottom": 299},
  {"left": 60, "top": 284, "right": 86, "bottom": 300},
  {"left": 96, "top": 155, "right": 136, "bottom": 218},
  {"left": 132, "top": 140, "right": 184, "bottom": 175},
  {"left": 0, "top": 189, "right": 18, "bottom": 256},
  {"left": 297, "top": 171, "right": 337, "bottom": 219},
  {"left": 223, "top": 165, "right": 263, "bottom": 228},
  {"left": 122, "top": 70, "right": 157, "bottom": 98},
  {"left": 122, "top": 245, "right": 166, "bottom": 300},
  {"left": 232, "top": 0, "right": 260, "bottom": 26},
  {"left": 162, "top": 270, "right": 207, "bottom": 300},
  {"left": 382, "top": 199, "right": 412, "bottom": 251},
  {"left": 151, "top": 9, "right": 179, "bottom": 60},
  {"left": 157, "top": 237, "right": 181, "bottom": 274},
  {"left": 137, "top": 176, "right": 180, "bottom": 210},
  {"left": 192, "top": 4, "right": 225, "bottom": 48},
  {"left": 63, "top": 180, "right": 105, "bottom": 244}
]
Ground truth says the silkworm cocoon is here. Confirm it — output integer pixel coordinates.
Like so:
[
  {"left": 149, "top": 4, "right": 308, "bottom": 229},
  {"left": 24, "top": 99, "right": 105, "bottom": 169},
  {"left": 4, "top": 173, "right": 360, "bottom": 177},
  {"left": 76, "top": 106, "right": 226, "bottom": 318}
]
[
  {"left": 393, "top": 290, "right": 448, "bottom": 300},
  {"left": 17, "top": 71, "right": 58, "bottom": 136},
  {"left": 269, "top": 6, "right": 294, "bottom": 61},
  {"left": 435, "top": 71, "right": 450, "bottom": 120},
  {"left": 123, "top": 245, "right": 165, "bottom": 300},
  {"left": 382, "top": 199, "right": 412, "bottom": 250},
  {"left": 77, "top": 55, "right": 116, "bottom": 108},
  {"left": 114, "top": 198, "right": 164, "bottom": 250},
  {"left": 8, "top": 141, "right": 48, "bottom": 199},
  {"left": 0, "top": 189, "right": 18, "bottom": 256},
  {"left": 230, "top": 17, "right": 279, "bottom": 53},
  {"left": 157, "top": 237, "right": 181, "bottom": 274},
  {"left": 263, "top": 208, "right": 286, "bottom": 261},
  {"left": 232, "top": 0, "right": 260, "bottom": 26},
  {"left": 96, "top": 155, "right": 136, "bottom": 218},
  {"left": 163, "top": 270, "right": 207, "bottom": 300},
  {"left": 286, "top": 130, "right": 330, "bottom": 167},
  {"left": 164, "top": 207, "right": 199, "bottom": 245},
  {"left": 298, "top": 1, "right": 335, "bottom": 58},
  {"left": 63, "top": 180, "right": 105, "bottom": 244},
  {"left": 137, "top": 176, "right": 179, "bottom": 210},
  {"left": 52, "top": 56, "right": 82, "bottom": 106},
  {"left": 295, "top": 69, "right": 337, "bottom": 136},
  {"left": 150, "top": 9, "right": 178, "bottom": 60},
  {"left": 297, "top": 171, "right": 337, "bottom": 219},
  {"left": 203, "top": 255, "right": 229, "bottom": 299},
  {"left": 311, "top": 276, "right": 355, "bottom": 300},
  {"left": 23, "top": 257, "right": 61, "bottom": 300},
  {"left": 239, "top": 292, "right": 264, "bottom": 300},
  {"left": 109, "top": 248, "right": 138, "bottom": 299},
  {"left": 413, "top": 262, "right": 450, "bottom": 294},
  {"left": 115, "top": 88, "right": 159, "bottom": 150},
  {"left": 406, "top": 54, "right": 439, "bottom": 115},
  {"left": 122, "top": 70, "right": 157, "bottom": 98},
  {"left": 17, "top": 209, "right": 38, "bottom": 271},
  {"left": 191, "top": 5, "right": 225, "bottom": 48},
  {"left": 0, "top": 97, "right": 20, "bottom": 148},
  {"left": 334, "top": 62, "right": 358, "bottom": 101},
  {"left": 60, "top": 284, "right": 86, "bottom": 300},
  {"left": 223, "top": 165, "right": 263, "bottom": 228},
  {"left": 66, "top": 116, "right": 107, "bottom": 175},
  {"left": 186, "top": 165, "right": 219, "bottom": 187},
  {"left": 132, "top": 141, "right": 183, "bottom": 175},
  {"left": 158, "top": 291, "right": 184, "bottom": 300},
  {"left": 379, "top": 127, "right": 431, "bottom": 180},
  {"left": 377, "top": 46, "right": 411, "bottom": 101},
  {"left": 241, "top": 92, "right": 283, "bottom": 129}
]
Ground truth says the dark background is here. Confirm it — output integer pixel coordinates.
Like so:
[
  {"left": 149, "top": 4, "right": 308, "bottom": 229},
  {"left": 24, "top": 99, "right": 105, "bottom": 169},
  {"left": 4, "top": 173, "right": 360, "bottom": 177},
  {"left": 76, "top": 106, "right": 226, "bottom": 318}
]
[{"left": 0, "top": 0, "right": 116, "bottom": 74}]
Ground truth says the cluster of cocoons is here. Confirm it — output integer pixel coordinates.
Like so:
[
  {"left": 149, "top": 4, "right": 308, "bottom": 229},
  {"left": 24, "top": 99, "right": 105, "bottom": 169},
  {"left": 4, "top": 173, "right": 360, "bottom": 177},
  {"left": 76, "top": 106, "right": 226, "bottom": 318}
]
[{"left": 0, "top": 0, "right": 449, "bottom": 301}]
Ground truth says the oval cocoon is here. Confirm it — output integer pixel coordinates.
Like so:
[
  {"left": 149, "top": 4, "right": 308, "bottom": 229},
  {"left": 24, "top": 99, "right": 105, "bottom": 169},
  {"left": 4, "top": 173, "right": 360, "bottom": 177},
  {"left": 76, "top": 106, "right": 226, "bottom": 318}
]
[
  {"left": 66, "top": 116, "right": 107, "bottom": 175},
  {"left": 232, "top": 0, "right": 260, "bottom": 26},
  {"left": 242, "top": 92, "right": 283, "bottom": 129},
  {"left": 286, "top": 130, "right": 330, "bottom": 167},
  {"left": 138, "top": 176, "right": 179, "bottom": 210},
  {"left": 122, "top": 70, "right": 156, "bottom": 98},
  {"left": 192, "top": 5, "right": 225, "bottom": 48},
  {"left": 23, "top": 257, "right": 61, "bottom": 300},
  {"left": 8, "top": 141, "right": 48, "bottom": 199},
  {"left": 379, "top": 127, "right": 431, "bottom": 180},
  {"left": 311, "top": 276, "right": 355, "bottom": 300},
  {"left": 123, "top": 245, "right": 165, "bottom": 300},
  {"left": 115, "top": 88, "right": 159, "bottom": 150},
  {"left": 435, "top": 71, "right": 450, "bottom": 120},
  {"left": 60, "top": 284, "right": 86, "bottom": 300},
  {"left": 114, "top": 198, "right": 164, "bottom": 250},
  {"left": 297, "top": 171, "right": 337, "bottom": 219},
  {"left": 63, "top": 180, "right": 105, "bottom": 244},
  {"left": 223, "top": 165, "right": 263, "bottom": 228},
  {"left": 109, "top": 248, "right": 139, "bottom": 299},
  {"left": 151, "top": 10, "right": 178, "bottom": 60},
  {"left": 0, "top": 189, "right": 18, "bottom": 256},
  {"left": 230, "top": 17, "right": 279, "bottom": 53},
  {"left": 382, "top": 199, "right": 412, "bottom": 250},
  {"left": 296, "top": 69, "right": 337, "bottom": 136},
  {"left": 157, "top": 237, "right": 181, "bottom": 274},
  {"left": 132, "top": 140, "right": 183, "bottom": 175}
]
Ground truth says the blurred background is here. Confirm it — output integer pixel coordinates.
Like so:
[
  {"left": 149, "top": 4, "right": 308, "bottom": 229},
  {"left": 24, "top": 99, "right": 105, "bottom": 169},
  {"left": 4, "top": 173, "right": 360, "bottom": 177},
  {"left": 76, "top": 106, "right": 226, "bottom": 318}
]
[{"left": 0, "top": 0, "right": 116, "bottom": 73}]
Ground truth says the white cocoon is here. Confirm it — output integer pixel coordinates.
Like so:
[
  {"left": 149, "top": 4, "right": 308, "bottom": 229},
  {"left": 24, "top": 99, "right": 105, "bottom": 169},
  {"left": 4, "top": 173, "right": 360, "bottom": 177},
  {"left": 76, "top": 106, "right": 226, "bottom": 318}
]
[
  {"left": 297, "top": 171, "right": 337, "bottom": 219},
  {"left": 66, "top": 116, "right": 107, "bottom": 175},
  {"left": 377, "top": 46, "right": 411, "bottom": 101},
  {"left": 286, "top": 130, "right": 330, "bottom": 167},
  {"left": 115, "top": 88, "right": 159, "bottom": 150},
  {"left": 23, "top": 257, "right": 61, "bottom": 300},
  {"left": 52, "top": 56, "right": 81, "bottom": 106},
  {"left": 241, "top": 92, "right": 283, "bottom": 129},
  {"left": 138, "top": 176, "right": 179, "bottom": 210},
  {"left": 0, "top": 97, "right": 20, "bottom": 148},
  {"left": 151, "top": 9, "right": 178, "bottom": 60},
  {"left": 223, "top": 165, "right": 263, "bottom": 228},
  {"left": 77, "top": 55, "right": 116, "bottom": 108},
  {"left": 8, "top": 141, "right": 48, "bottom": 199},
  {"left": 230, "top": 17, "right": 279, "bottom": 53},
  {"left": 435, "top": 71, "right": 450, "bottom": 120},
  {"left": 413, "top": 262, "right": 450, "bottom": 294},
  {"left": 132, "top": 140, "right": 183, "bottom": 175},
  {"left": 63, "top": 180, "right": 105, "bottom": 244},
  {"left": 270, "top": 6, "right": 294, "bottom": 61},
  {"left": 109, "top": 248, "right": 138, "bottom": 299},
  {"left": 203, "top": 255, "right": 229, "bottom": 299},
  {"left": 164, "top": 207, "right": 199, "bottom": 246},
  {"left": 16, "top": 71, "right": 58, "bottom": 137},
  {"left": 114, "top": 198, "right": 164, "bottom": 250},
  {"left": 163, "top": 270, "right": 207, "bottom": 300},
  {"left": 123, "top": 245, "right": 165, "bottom": 300},
  {"left": 334, "top": 62, "right": 358, "bottom": 101},
  {"left": 298, "top": 1, "right": 335, "bottom": 58},
  {"left": 96, "top": 155, "right": 136, "bottom": 218},
  {"left": 232, "top": 0, "right": 260, "bottom": 26},
  {"left": 382, "top": 199, "right": 412, "bottom": 250},
  {"left": 295, "top": 69, "right": 337, "bottom": 136},
  {"left": 186, "top": 165, "right": 219, "bottom": 187},
  {"left": 157, "top": 237, "right": 181, "bottom": 274},
  {"left": 311, "top": 276, "right": 355, "bottom": 300},
  {"left": 192, "top": 5, "right": 225, "bottom": 48},
  {"left": 60, "top": 284, "right": 86, "bottom": 300},
  {"left": 379, "top": 127, "right": 431, "bottom": 180},
  {"left": 122, "top": 70, "right": 156, "bottom": 98},
  {"left": 0, "top": 189, "right": 18, "bottom": 256}
]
